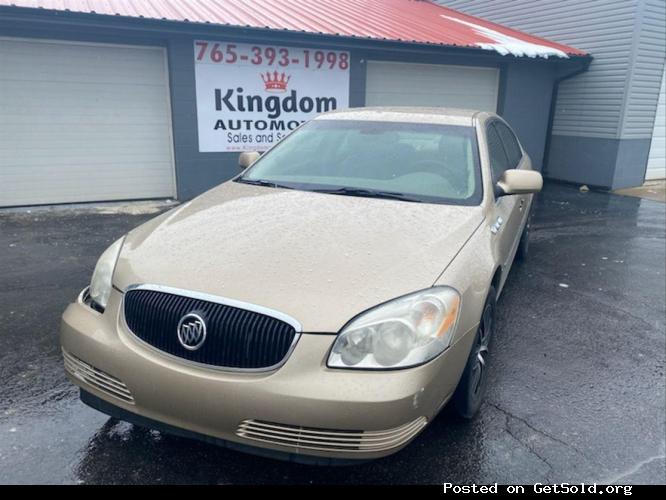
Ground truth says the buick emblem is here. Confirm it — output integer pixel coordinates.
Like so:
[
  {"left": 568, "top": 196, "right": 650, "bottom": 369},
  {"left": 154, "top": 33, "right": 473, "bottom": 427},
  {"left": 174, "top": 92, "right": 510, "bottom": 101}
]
[{"left": 177, "top": 313, "right": 207, "bottom": 351}]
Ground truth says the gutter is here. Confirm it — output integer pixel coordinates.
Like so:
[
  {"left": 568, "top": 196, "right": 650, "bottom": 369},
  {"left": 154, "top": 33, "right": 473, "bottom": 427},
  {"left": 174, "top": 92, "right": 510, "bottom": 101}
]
[{"left": 542, "top": 57, "right": 593, "bottom": 175}]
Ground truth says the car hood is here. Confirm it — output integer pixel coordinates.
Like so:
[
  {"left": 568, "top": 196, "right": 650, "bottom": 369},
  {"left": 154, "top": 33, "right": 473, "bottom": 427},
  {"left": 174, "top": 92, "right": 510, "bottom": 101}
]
[{"left": 114, "top": 181, "right": 484, "bottom": 332}]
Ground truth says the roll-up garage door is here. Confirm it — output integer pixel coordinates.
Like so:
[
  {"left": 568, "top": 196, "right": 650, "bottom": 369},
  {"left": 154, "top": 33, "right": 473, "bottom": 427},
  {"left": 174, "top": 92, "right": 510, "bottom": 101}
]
[
  {"left": 365, "top": 61, "right": 499, "bottom": 112},
  {"left": 646, "top": 68, "right": 665, "bottom": 181},
  {"left": 0, "top": 38, "right": 176, "bottom": 207}
]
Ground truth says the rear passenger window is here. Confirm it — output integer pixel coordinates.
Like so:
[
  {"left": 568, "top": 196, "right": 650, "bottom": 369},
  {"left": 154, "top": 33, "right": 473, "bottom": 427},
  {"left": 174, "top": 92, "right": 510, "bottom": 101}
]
[
  {"left": 494, "top": 121, "right": 522, "bottom": 169},
  {"left": 486, "top": 124, "right": 510, "bottom": 183}
]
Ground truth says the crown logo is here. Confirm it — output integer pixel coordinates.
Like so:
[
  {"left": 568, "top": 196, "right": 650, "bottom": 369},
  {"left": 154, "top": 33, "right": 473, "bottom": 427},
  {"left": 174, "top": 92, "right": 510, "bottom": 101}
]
[{"left": 261, "top": 71, "right": 291, "bottom": 92}]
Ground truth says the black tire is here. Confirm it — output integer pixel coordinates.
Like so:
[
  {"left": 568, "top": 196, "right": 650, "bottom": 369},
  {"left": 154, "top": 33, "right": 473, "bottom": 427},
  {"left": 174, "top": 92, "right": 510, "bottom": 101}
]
[
  {"left": 516, "top": 210, "right": 532, "bottom": 261},
  {"left": 453, "top": 285, "right": 496, "bottom": 419}
]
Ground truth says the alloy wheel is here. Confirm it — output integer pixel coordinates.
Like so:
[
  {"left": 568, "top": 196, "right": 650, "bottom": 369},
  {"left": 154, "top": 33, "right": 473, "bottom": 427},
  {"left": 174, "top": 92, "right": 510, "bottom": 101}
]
[{"left": 470, "top": 303, "right": 493, "bottom": 397}]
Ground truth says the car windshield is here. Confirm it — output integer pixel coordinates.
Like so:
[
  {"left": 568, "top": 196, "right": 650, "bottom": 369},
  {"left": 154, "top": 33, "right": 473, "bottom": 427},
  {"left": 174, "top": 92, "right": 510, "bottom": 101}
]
[{"left": 237, "top": 119, "right": 482, "bottom": 205}]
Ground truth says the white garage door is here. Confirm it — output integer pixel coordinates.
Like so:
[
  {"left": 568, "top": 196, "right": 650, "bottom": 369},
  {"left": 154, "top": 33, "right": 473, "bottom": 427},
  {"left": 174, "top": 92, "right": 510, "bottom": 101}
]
[
  {"left": 646, "top": 68, "right": 665, "bottom": 181},
  {"left": 365, "top": 61, "right": 499, "bottom": 111},
  {"left": 0, "top": 38, "right": 176, "bottom": 207}
]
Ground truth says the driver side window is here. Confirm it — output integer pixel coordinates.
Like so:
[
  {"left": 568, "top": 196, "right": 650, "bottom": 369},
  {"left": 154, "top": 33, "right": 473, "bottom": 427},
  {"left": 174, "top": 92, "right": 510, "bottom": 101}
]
[
  {"left": 486, "top": 122, "right": 510, "bottom": 184},
  {"left": 494, "top": 121, "right": 523, "bottom": 169}
]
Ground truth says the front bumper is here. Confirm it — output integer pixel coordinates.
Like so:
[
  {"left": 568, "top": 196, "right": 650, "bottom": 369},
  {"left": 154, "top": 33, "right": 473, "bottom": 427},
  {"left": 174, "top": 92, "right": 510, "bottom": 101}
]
[{"left": 60, "top": 288, "right": 476, "bottom": 461}]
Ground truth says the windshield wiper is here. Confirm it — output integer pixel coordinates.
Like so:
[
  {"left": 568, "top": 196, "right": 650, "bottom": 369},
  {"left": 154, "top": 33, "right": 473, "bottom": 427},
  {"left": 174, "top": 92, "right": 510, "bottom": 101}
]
[
  {"left": 236, "top": 178, "right": 293, "bottom": 189},
  {"left": 310, "top": 187, "right": 423, "bottom": 203}
]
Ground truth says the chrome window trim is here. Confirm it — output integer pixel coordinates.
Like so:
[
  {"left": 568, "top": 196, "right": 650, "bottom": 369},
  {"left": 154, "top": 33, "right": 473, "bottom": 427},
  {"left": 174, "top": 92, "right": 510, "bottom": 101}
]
[{"left": 120, "top": 283, "right": 302, "bottom": 374}]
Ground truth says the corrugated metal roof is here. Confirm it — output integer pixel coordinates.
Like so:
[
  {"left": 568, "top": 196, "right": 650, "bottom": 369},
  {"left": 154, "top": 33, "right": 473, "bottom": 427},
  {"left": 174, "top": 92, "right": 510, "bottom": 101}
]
[{"left": 0, "top": 0, "right": 587, "bottom": 58}]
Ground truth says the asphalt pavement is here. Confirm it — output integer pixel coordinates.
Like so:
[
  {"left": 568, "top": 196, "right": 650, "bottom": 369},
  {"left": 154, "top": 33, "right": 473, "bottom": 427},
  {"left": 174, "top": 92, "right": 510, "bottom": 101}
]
[{"left": 0, "top": 184, "right": 664, "bottom": 484}]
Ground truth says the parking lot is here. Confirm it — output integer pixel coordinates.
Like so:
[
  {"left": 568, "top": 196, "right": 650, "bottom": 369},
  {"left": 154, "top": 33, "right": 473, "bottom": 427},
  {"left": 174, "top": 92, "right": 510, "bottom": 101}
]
[{"left": 0, "top": 183, "right": 664, "bottom": 485}]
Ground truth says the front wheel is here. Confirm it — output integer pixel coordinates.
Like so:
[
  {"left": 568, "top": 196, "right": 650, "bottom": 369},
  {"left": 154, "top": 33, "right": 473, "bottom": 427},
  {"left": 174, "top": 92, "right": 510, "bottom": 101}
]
[{"left": 453, "top": 285, "right": 496, "bottom": 419}]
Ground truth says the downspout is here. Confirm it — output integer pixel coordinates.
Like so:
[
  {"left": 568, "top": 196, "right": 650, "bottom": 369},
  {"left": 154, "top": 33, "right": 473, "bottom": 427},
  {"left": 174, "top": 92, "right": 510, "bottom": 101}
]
[{"left": 542, "top": 57, "right": 592, "bottom": 175}]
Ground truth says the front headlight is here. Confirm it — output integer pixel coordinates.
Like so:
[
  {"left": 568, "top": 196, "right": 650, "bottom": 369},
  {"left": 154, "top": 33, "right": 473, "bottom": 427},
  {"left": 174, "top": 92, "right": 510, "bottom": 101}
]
[
  {"left": 89, "top": 237, "right": 125, "bottom": 310},
  {"left": 328, "top": 287, "right": 461, "bottom": 370}
]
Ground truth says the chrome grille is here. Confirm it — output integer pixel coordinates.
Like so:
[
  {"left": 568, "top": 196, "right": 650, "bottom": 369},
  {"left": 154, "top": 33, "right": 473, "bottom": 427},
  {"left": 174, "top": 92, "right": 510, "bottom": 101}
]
[
  {"left": 63, "top": 349, "right": 134, "bottom": 404},
  {"left": 236, "top": 417, "right": 427, "bottom": 453},
  {"left": 123, "top": 287, "right": 298, "bottom": 370}
]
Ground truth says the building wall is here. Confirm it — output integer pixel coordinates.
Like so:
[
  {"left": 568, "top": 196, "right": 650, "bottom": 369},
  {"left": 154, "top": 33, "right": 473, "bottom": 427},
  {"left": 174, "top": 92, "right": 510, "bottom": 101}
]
[
  {"left": 168, "top": 41, "right": 559, "bottom": 198},
  {"left": 646, "top": 68, "right": 666, "bottom": 179},
  {"left": 499, "top": 61, "right": 556, "bottom": 171},
  {"left": 167, "top": 37, "right": 231, "bottom": 201},
  {"left": 0, "top": 12, "right": 582, "bottom": 200},
  {"left": 168, "top": 36, "right": 372, "bottom": 200},
  {"left": 440, "top": 0, "right": 666, "bottom": 189},
  {"left": 621, "top": 0, "right": 666, "bottom": 139}
]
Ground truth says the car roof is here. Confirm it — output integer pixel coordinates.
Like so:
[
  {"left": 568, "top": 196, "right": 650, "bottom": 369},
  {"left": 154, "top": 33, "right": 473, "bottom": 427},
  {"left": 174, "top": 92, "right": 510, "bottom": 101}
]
[{"left": 316, "top": 107, "right": 485, "bottom": 126}]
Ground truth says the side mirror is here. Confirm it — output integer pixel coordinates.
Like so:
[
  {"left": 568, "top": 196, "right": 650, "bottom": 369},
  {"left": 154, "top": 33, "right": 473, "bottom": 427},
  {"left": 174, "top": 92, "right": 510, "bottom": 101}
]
[
  {"left": 496, "top": 169, "right": 543, "bottom": 197},
  {"left": 238, "top": 151, "right": 260, "bottom": 169}
]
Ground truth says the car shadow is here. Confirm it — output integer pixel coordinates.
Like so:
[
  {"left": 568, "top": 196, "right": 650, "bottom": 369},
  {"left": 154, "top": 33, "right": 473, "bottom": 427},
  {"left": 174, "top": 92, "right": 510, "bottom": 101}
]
[{"left": 73, "top": 404, "right": 488, "bottom": 485}]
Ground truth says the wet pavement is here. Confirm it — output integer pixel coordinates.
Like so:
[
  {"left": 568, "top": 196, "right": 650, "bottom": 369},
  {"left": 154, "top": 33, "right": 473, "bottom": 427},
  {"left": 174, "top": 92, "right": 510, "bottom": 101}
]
[
  {"left": 614, "top": 180, "right": 666, "bottom": 204},
  {"left": 1, "top": 183, "right": 664, "bottom": 485}
]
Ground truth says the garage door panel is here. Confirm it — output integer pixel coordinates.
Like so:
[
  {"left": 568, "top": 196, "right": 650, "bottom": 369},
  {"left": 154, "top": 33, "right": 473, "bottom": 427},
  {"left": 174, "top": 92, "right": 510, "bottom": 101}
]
[
  {"left": 0, "top": 38, "right": 175, "bottom": 206},
  {"left": 1, "top": 40, "right": 167, "bottom": 85},
  {"left": 365, "top": 61, "right": 498, "bottom": 112},
  {"left": 1, "top": 132, "right": 173, "bottom": 159},
  {"left": 5, "top": 162, "right": 175, "bottom": 206},
  {"left": 4, "top": 165, "right": 174, "bottom": 189},
  {"left": 1, "top": 113, "right": 173, "bottom": 127},
  {"left": 0, "top": 150, "right": 173, "bottom": 165},
  {"left": 1, "top": 122, "right": 174, "bottom": 139},
  {"left": 1, "top": 80, "right": 170, "bottom": 115},
  {"left": 0, "top": 135, "right": 172, "bottom": 155},
  {"left": 2, "top": 63, "right": 167, "bottom": 86}
]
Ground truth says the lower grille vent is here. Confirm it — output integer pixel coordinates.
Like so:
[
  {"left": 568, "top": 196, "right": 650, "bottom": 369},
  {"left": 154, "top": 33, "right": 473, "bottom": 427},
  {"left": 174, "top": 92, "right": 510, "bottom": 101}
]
[
  {"left": 236, "top": 417, "right": 427, "bottom": 453},
  {"left": 63, "top": 349, "right": 134, "bottom": 404}
]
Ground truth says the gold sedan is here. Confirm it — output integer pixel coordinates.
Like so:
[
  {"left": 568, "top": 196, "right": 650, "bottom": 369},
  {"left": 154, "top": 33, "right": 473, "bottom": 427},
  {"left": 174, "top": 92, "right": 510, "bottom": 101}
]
[{"left": 60, "top": 108, "right": 542, "bottom": 464}]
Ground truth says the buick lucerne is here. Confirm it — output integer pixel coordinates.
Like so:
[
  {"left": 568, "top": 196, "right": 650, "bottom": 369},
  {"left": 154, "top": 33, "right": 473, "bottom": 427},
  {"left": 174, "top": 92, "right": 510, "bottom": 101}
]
[{"left": 60, "top": 107, "right": 542, "bottom": 464}]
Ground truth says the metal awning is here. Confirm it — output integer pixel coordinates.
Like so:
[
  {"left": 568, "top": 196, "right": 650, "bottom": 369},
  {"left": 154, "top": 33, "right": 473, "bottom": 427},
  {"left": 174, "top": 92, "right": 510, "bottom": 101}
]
[{"left": 0, "top": 0, "right": 586, "bottom": 59}]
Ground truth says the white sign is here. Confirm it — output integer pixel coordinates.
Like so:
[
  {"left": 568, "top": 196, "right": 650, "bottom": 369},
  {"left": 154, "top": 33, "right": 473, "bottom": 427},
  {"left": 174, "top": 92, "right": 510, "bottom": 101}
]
[{"left": 194, "top": 40, "right": 350, "bottom": 152}]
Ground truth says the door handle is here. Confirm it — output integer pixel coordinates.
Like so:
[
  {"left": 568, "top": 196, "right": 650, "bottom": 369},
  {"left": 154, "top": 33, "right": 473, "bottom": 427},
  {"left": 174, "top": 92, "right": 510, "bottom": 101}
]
[
  {"left": 519, "top": 198, "right": 525, "bottom": 211},
  {"left": 491, "top": 216, "right": 503, "bottom": 234}
]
